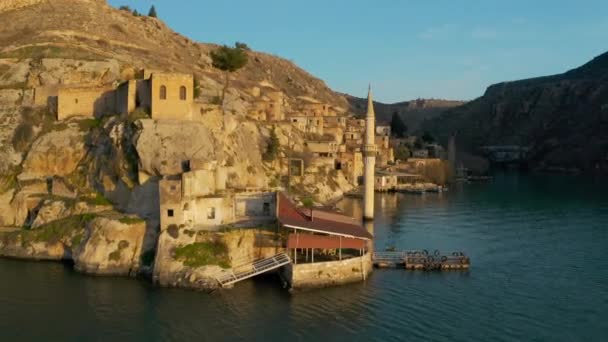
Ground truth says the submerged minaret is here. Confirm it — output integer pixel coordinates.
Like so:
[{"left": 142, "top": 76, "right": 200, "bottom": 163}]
[{"left": 363, "top": 86, "right": 377, "bottom": 220}]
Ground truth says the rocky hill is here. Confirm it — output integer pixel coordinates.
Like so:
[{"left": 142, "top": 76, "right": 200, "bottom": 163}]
[
  {"left": 0, "top": 0, "right": 355, "bottom": 278},
  {"left": 422, "top": 52, "right": 608, "bottom": 173},
  {"left": 347, "top": 95, "right": 464, "bottom": 131}
]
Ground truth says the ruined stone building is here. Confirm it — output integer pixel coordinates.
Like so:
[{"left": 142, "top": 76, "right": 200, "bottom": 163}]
[
  {"left": 159, "top": 167, "right": 276, "bottom": 231},
  {"left": 247, "top": 85, "right": 284, "bottom": 122},
  {"left": 289, "top": 115, "right": 324, "bottom": 135},
  {"left": 51, "top": 70, "right": 194, "bottom": 121},
  {"left": 56, "top": 86, "right": 116, "bottom": 120}
]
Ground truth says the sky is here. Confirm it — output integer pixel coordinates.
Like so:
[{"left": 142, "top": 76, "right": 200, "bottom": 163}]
[{"left": 108, "top": 0, "right": 608, "bottom": 103}]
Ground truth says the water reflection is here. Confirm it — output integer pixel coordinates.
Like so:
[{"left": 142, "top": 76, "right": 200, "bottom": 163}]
[{"left": 0, "top": 173, "right": 607, "bottom": 341}]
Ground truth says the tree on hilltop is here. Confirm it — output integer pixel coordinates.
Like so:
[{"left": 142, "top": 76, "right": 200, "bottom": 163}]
[
  {"left": 390, "top": 111, "right": 408, "bottom": 138},
  {"left": 421, "top": 131, "right": 435, "bottom": 144},
  {"left": 210, "top": 43, "right": 249, "bottom": 110},
  {"left": 148, "top": 5, "right": 157, "bottom": 18}
]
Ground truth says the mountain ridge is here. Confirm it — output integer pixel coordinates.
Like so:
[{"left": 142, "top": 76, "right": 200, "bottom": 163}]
[{"left": 423, "top": 50, "right": 608, "bottom": 172}]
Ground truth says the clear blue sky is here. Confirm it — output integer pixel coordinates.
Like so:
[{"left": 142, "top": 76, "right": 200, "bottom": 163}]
[{"left": 108, "top": 0, "right": 608, "bottom": 103}]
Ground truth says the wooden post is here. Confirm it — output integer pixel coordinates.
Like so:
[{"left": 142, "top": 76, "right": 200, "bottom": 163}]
[
  {"left": 312, "top": 248, "right": 314, "bottom": 263},
  {"left": 305, "top": 247, "right": 308, "bottom": 262},
  {"left": 339, "top": 237, "right": 342, "bottom": 260},
  {"left": 361, "top": 254, "right": 366, "bottom": 281}
]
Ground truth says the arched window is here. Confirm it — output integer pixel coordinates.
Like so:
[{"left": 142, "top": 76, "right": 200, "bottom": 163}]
[
  {"left": 160, "top": 85, "right": 167, "bottom": 100},
  {"left": 179, "top": 86, "right": 187, "bottom": 100}
]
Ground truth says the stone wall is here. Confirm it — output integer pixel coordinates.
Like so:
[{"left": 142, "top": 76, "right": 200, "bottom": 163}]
[
  {"left": 150, "top": 73, "right": 193, "bottom": 120},
  {"left": 159, "top": 178, "right": 183, "bottom": 230},
  {"left": 286, "top": 252, "right": 372, "bottom": 288},
  {"left": 115, "top": 80, "right": 136, "bottom": 115},
  {"left": 57, "top": 87, "right": 115, "bottom": 120}
]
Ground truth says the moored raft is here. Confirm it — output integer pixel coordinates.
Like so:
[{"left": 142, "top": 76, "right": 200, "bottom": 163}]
[{"left": 373, "top": 249, "right": 470, "bottom": 271}]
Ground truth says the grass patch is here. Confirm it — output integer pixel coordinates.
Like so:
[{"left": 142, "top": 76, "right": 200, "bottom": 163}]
[
  {"left": 0, "top": 164, "right": 22, "bottom": 193},
  {"left": 1, "top": 214, "right": 96, "bottom": 247},
  {"left": 77, "top": 118, "right": 102, "bottom": 131},
  {"left": 128, "top": 108, "right": 149, "bottom": 122},
  {"left": 71, "top": 233, "right": 84, "bottom": 248},
  {"left": 83, "top": 193, "right": 112, "bottom": 206},
  {"left": 118, "top": 216, "right": 144, "bottom": 225},
  {"left": 173, "top": 242, "right": 230, "bottom": 269}
]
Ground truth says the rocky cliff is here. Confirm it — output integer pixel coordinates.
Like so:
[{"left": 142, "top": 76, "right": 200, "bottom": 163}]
[
  {"left": 347, "top": 95, "right": 464, "bottom": 131},
  {"left": 0, "top": 0, "right": 355, "bottom": 280},
  {"left": 423, "top": 52, "right": 608, "bottom": 172}
]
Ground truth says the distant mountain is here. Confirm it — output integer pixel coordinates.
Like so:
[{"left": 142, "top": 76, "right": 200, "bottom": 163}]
[
  {"left": 346, "top": 95, "right": 465, "bottom": 132},
  {"left": 422, "top": 51, "right": 608, "bottom": 173}
]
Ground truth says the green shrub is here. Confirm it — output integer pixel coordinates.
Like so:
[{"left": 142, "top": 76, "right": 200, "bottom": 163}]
[
  {"left": 83, "top": 193, "right": 112, "bottom": 206},
  {"left": 263, "top": 127, "right": 280, "bottom": 161},
  {"left": 173, "top": 241, "right": 230, "bottom": 269},
  {"left": 301, "top": 197, "right": 314, "bottom": 208},
  {"left": 77, "top": 118, "right": 102, "bottom": 131}
]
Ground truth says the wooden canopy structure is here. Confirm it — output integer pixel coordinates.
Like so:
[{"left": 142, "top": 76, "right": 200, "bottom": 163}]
[{"left": 277, "top": 193, "right": 372, "bottom": 263}]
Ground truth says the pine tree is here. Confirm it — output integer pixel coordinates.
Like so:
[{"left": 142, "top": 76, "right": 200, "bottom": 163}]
[
  {"left": 390, "top": 111, "right": 408, "bottom": 138},
  {"left": 148, "top": 5, "right": 157, "bottom": 18},
  {"left": 263, "top": 128, "right": 280, "bottom": 161},
  {"left": 210, "top": 43, "right": 249, "bottom": 109}
]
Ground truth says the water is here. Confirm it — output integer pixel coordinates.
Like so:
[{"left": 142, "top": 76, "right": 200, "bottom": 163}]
[{"left": 1, "top": 172, "right": 607, "bottom": 341}]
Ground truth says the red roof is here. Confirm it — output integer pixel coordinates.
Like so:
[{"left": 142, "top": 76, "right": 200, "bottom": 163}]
[
  {"left": 287, "top": 234, "right": 366, "bottom": 249},
  {"left": 277, "top": 193, "right": 373, "bottom": 240}
]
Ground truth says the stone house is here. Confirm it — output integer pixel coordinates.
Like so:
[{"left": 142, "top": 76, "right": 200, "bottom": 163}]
[
  {"left": 305, "top": 140, "right": 339, "bottom": 158},
  {"left": 376, "top": 125, "right": 391, "bottom": 137},
  {"left": 159, "top": 168, "right": 276, "bottom": 231},
  {"left": 297, "top": 96, "right": 329, "bottom": 117},
  {"left": 375, "top": 173, "right": 398, "bottom": 191},
  {"left": 54, "top": 71, "right": 194, "bottom": 121},
  {"left": 338, "top": 151, "right": 363, "bottom": 185},
  {"left": 248, "top": 86, "right": 284, "bottom": 122},
  {"left": 56, "top": 86, "right": 115, "bottom": 120},
  {"left": 412, "top": 149, "right": 429, "bottom": 158},
  {"left": 289, "top": 115, "right": 324, "bottom": 135},
  {"left": 324, "top": 116, "right": 347, "bottom": 128}
]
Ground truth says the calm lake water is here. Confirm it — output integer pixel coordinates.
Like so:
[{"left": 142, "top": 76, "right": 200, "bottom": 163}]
[{"left": 1, "top": 172, "right": 607, "bottom": 341}]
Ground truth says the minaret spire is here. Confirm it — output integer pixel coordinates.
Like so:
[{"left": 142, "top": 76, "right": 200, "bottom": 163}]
[{"left": 363, "top": 85, "right": 377, "bottom": 220}]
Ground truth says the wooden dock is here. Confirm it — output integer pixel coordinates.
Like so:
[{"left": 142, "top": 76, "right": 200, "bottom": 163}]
[{"left": 372, "top": 250, "right": 470, "bottom": 270}]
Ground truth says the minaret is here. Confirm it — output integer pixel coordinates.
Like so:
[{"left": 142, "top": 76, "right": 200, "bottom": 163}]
[{"left": 363, "top": 86, "right": 377, "bottom": 220}]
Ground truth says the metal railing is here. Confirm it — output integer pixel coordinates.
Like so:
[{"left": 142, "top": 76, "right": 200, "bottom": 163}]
[{"left": 215, "top": 253, "right": 291, "bottom": 287}]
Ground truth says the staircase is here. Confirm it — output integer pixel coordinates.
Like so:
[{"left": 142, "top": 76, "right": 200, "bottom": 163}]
[{"left": 215, "top": 253, "right": 291, "bottom": 287}]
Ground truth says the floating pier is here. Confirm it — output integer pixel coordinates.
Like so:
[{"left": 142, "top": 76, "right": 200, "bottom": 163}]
[{"left": 372, "top": 250, "right": 470, "bottom": 270}]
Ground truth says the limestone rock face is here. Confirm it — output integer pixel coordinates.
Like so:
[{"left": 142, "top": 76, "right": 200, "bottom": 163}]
[
  {"left": 134, "top": 117, "right": 269, "bottom": 189},
  {"left": 153, "top": 228, "right": 281, "bottom": 290},
  {"left": 30, "top": 199, "right": 111, "bottom": 228},
  {"left": 73, "top": 216, "right": 146, "bottom": 276},
  {"left": 21, "top": 125, "right": 86, "bottom": 179}
]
